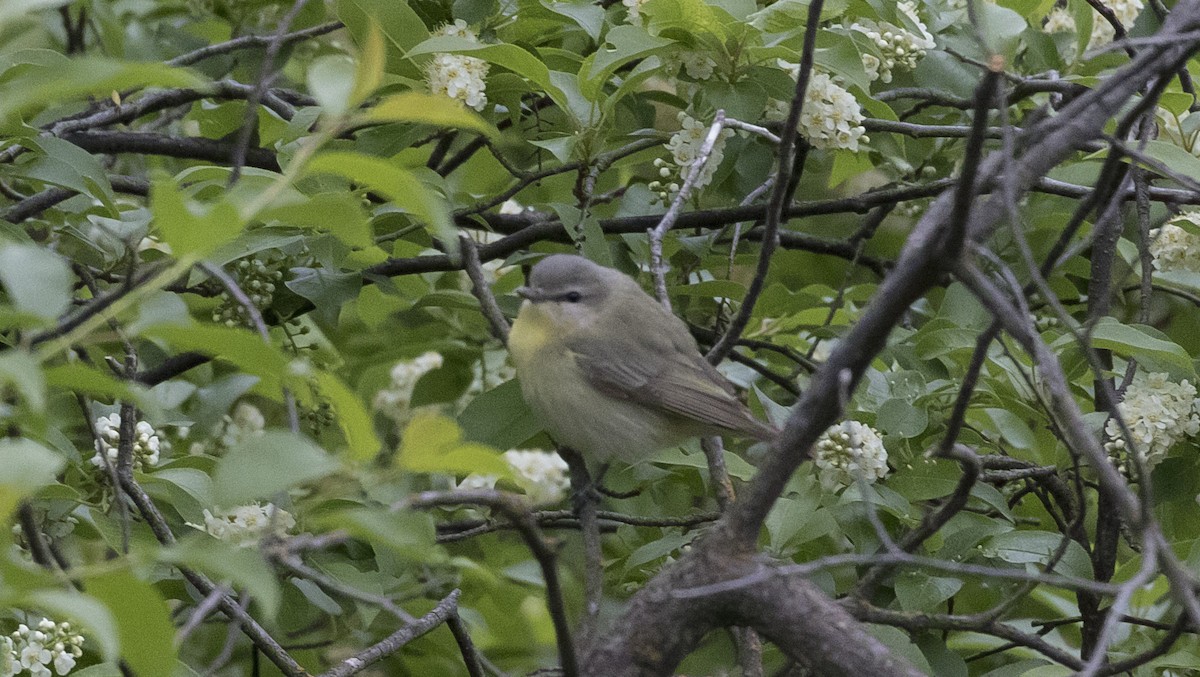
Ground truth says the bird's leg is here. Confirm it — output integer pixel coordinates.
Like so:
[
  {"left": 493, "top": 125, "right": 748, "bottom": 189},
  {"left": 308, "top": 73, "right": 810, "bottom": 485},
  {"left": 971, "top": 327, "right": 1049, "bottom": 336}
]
[{"left": 558, "top": 447, "right": 603, "bottom": 647}]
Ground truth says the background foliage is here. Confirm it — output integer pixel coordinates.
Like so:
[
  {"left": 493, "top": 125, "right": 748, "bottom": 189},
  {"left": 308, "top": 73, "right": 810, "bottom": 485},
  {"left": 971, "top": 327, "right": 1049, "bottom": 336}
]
[{"left": 2, "top": 0, "right": 1200, "bottom": 675}]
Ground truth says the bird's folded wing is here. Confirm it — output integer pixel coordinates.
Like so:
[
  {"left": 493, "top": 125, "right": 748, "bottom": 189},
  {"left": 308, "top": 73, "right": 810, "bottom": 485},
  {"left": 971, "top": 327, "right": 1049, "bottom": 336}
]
[{"left": 569, "top": 333, "right": 775, "bottom": 440}]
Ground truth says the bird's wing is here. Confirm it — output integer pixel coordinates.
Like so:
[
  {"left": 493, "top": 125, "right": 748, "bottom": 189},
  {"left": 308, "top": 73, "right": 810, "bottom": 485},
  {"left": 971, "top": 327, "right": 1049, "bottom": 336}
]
[{"left": 567, "top": 299, "right": 775, "bottom": 440}]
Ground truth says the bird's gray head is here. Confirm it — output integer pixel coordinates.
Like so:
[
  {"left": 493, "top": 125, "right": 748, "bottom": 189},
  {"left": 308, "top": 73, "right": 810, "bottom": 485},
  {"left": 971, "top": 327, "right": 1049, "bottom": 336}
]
[{"left": 517, "top": 255, "right": 616, "bottom": 306}]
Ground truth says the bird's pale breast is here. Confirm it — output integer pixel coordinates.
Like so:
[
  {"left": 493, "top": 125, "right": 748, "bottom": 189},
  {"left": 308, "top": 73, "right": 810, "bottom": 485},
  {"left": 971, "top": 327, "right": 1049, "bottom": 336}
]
[{"left": 509, "top": 304, "right": 693, "bottom": 463}]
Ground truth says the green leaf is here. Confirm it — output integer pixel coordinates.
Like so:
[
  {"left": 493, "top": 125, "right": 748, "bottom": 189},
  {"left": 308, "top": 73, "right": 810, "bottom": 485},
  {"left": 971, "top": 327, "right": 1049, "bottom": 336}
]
[
  {"left": 398, "top": 412, "right": 512, "bottom": 478},
  {"left": 876, "top": 398, "right": 928, "bottom": 438},
  {"left": 642, "top": 0, "right": 729, "bottom": 39},
  {"left": 84, "top": 569, "right": 178, "bottom": 677},
  {"left": 886, "top": 458, "right": 962, "bottom": 502},
  {"left": 213, "top": 430, "right": 340, "bottom": 505},
  {"left": 144, "top": 324, "right": 290, "bottom": 397},
  {"left": 894, "top": 570, "right": 963, "bottom": 612},
  {"left": 313, "top": 370, "right": 382, "bottom": 461},
  {"left": 543, "top": 0, "right": 605, "bottom": 40},
  {"left": 1089, "top": 317, "right": 1195, "bottom": 377},
  {"left": 0, "top": 0, "right": 71, "bottom": 28},
  {"left": 305, "top": 152, "right": 457, "bottom": 258},
  {"left": 351, "top": 22, "right": 387, "bottom": 106},
  {"left": 1138, "top": 140, "right": 1200, "bottom": 183},
  {"left": 984, "top": 531, "right": 1092, "bottom": 578},
  {"left": 579, "top": 26, "right": 674, "bottom": 100},
  {"left": 0, "top": 244, "right": 72, "bottom": 321},
  {"left": 0, "top": 59, "right": 203, "bottom": 124},
  {"left": 335, "top": 0, "right": 428, "bottom": 79},
  {"left": 44, "top": 363, "right": 143, "bottom": 406},
  {"left": 324, "top": 507, "right": 442, "bottom": 561},
  {"left": 458, "top": 379, "right": 541, "bottom": 450},
  {"left": 257, "top": 192, "right": 372, "bottom": 248},
  {"left": 151, "top": 176, "right": 245, "bottom": 259},
  {"left": 286, "top": 267, "right": 362, "bottom": 324},
  {"left": 11, "top": 137, "right": 117, "bottom": 214},
  {"left": 0, "top": 350, "right": 45, "bottom": 412},
  {"left": 669, "top": 280, "right": 747, "bottom": 299},
  {"left": 982, "top": 408, "right": 1036, "bottom": 449},
  {"left": 307, "top": 54, "right": 357, "bottom": 116},
  {"left": 362, "top": 92, "right": 500, "bottom": 139},
  {"left": 165, "top": 537, "right": 282, "bottom": 619},
  {"left": 0, "top": 438, "right": 65, "bottom": 520},
  {"left": 747, "top": 0, "right": 849, "bottom": 30}
]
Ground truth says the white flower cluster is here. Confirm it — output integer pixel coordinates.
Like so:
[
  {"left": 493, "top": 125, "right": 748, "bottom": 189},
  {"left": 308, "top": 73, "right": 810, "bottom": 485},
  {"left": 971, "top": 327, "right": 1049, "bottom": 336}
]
[
  {"left": 1090, "top": 0, "right": 1144, "bottom": 47},
  {"left": 1043, "top": 7, "right": 1076, "bottom": 33},
  {"left": 89, "top": 413, "right": 162, "bottom": 472},
  {"left": 649, "top": 112, "right": 735, "bottom": 203},
  {"left": 1042, "top": 0, "right": 1143, "bottom": 49},
  {"left": 188, "top": 503, "right": 296, "bottom": 547},
  {"left": 1150, "top": 217, "right": 1200, "bottom": 274},
  {"left": 847, "top": 2, "right": 935, "bottom": 83},
  {"left": 425, "top": 20, "right": 489, "bottom": 111},
  {"left": 457, "top": 449, "right": 571, "bottom": 505},
  {"left": 463, "top": 352, "right": 516, "bottom": 401},
  {"left": 622, "top": 0, "right": 649, "bottom": 25},
  {"left": 769, "top": 69, "right": 869, "bottom": 152},
  {"left": 1104, "top": 372, "right": 1200, "bottom": 470},
  {"left": 3, "top": 618, "right": 84, "bottom": 677},
  {"left": 813, "top": 420, "right": 889, "bottom": 490},
  {"left": 502, "top": 450, "right": 571, "bottom": 505},
  {"left": 221, "top": 402, "right": 266, "bottom": 447},
  {"left": 374, "top": 352, "right": 445, "bottom": 422}
]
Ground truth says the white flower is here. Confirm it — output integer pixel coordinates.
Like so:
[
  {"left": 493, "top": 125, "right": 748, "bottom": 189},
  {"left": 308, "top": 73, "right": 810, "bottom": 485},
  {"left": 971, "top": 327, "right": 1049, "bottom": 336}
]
[
  {"left": 1, "top": 637, "right": 15, "bottom": 677},
  {"left": 1047, "top": 0, "right": 1143, "bottom": 48},
  {"left": 846, "top": 2, "right": 935, "bottom": 83},
  {"left": 462, "top": 352, "right": 516, "bottom": 401},
  {"left": 623, "top": 0, "right": 649, "bottom": 24},
  {"left": 813, "top": 421, "right": 889, "bottom": 490},
  {"left": 437, "top": 19, "right": 476, "bottom": 40},
  {"left": 651, "top": 112, "right": 735, "bottom": 202},
  {"left": 770, "top": 69, "right": 869, "bottom": 152},
  {"left": 374, "top": 352, "right": 445, "bottom": 422},
  {"left": 89, "top": 413, "right": 163, "bottom": 472},
  {"left": 456, "top": 449, "right": 570, "bottom": 505},
  {"left": 1105, "top": 371, "right": 1200, "bottom": 470},
  {"left": 1089, "top": 0, "right": 1143, "bottom": 48},
  {"left": 1043, "top": 7, "right": 1076, "bottom": 33},
  {"left": 498, "top": 199, "right": 526, "bottom": 215},
  {"left": 425, "top": 22, "right": 489, "bottom": 111},
  {"left": 503, "top": 449, "right": 570, "bottom": 505},
  {"left": 52, "top": 650, "right": 75, "bottom": 676},
  {"left": 8, "top": 618, "right": 84, "bottom": 677},
  {"left": 215, "top": 401, "right": 267, "bottom": 449},
  {"left": 188, "top": 503, "right": 296, "bottom": 547},
  {"left": 1150, "top": 217, "right": 1200, "bottom": 274}
]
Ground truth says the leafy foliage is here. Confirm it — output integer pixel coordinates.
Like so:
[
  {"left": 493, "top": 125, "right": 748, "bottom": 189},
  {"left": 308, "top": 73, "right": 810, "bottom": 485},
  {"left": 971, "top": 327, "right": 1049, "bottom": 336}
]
[{"left": 0, "top": 0, "right": 1199, "bottom": 675}]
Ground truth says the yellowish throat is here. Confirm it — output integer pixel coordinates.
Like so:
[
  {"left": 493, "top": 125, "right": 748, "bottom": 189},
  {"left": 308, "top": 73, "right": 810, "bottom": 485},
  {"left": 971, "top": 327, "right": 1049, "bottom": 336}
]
[{"left": 508, "top": 255, "right": 776, "bottom": 464}]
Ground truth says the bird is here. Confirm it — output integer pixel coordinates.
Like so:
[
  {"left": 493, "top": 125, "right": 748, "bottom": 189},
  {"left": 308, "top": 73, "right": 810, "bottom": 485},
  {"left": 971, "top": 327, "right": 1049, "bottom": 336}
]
[{"left": 507, "top": 254, "right": 776, "bottom": 465}]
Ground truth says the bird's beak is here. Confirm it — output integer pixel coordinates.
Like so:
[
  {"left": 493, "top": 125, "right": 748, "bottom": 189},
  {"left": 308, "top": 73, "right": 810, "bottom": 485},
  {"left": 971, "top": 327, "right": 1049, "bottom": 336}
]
[{"left": 516, "top": 286, "right": 539, "bottom": 301}]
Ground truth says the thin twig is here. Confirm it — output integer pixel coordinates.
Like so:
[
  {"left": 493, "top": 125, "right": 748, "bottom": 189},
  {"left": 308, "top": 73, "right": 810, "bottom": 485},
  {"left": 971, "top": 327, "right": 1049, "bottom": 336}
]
[
  {"left": 649, "top": 111, "right": 729, "bottom": 309},
  {"left": 460, "top": 236, "right": 510, "bottom": 341},
  {"left": 317, "top": 590, "right": 463, "bottom": 677}
]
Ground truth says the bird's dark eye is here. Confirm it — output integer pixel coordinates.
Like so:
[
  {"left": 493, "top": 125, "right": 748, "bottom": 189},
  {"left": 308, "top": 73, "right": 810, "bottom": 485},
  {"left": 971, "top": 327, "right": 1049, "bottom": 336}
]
[{"left": 564, "top": 291, "right": 582, "bottom": 303}]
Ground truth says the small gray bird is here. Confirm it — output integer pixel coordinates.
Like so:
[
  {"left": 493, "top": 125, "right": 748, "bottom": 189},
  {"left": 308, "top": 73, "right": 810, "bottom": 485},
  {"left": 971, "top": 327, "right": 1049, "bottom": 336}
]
[{"left": 507, "top": 254, "right": 776, "bottom": 464}]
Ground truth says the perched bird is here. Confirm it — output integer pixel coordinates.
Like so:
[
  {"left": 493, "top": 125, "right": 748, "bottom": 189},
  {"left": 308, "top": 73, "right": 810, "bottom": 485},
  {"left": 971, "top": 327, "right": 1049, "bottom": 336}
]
[{"left": 507, "top": 254, "right": 776, "bottom": 465}]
